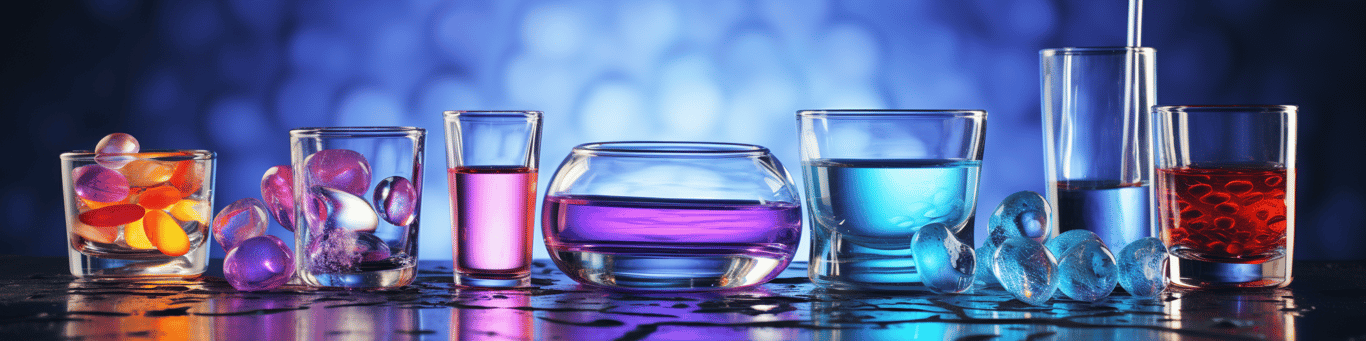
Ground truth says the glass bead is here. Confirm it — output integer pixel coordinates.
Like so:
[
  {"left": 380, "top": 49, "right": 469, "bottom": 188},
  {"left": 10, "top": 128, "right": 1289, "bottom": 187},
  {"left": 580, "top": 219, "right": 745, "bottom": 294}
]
[
  {"left": 260, "top": 165, "right": 297, "bottom": 232},
  {"left": 73, "top": 165, "right": 130, "bottom": 203},
  {"left": 304, "top": 149, "right": 372, "bottom": 197},
  {"left": 224, "top": 235, "right": 295, "bottom": 291},
  {"left": 373, "top": 176, "right": 416, "bottom": 226},
  {"left": 94, "top": 133, "right": 139, "bottom": 169},
  {"left": 213, "top": 198, "right": 271, "bottom": 252}
]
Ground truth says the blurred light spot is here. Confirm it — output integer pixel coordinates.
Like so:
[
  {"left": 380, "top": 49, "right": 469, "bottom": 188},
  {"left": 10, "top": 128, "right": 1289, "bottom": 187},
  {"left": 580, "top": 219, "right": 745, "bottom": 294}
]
[
  {"left": 225, "top": 0, "right": 282, "bottom": 34},
  {"left": 217, "top": 42, "right": 275, "bottom": 88},
  {"left": 759, "top": 0, "right": 827, "bottom": 37},
  {"left": 503, "top": 55, "right": 576, "bottom": 109},
  {"left": 368, "top": 23, "right": 424, "bottom": 90},
  {"left": 522, "top": 4, "right": 586, "bottom": 59},
  {"left": 288, "top": 27, "right": 355, "bottom": 76},
  {"left": 136, "top": 69, "right": 180, "bottom": 118},
  {"left": 618, "top": 0, "right": 679, "bottom": 59},
  {"left": 418, "top": 77, "right": 484, "bottom": 118},
  {"left": 658, "top": 56, "right": 723, "bottom": 138},
  {"left": 578, "top": 80, "right": 647, "bottom": 141},
  {"left": 434, "top": 5, "right": 494, "bottom": 66},
  {"left": 274, "top": 76, "right": 336, "bottom": 128},
  {"left": 724, "top": 77, "right": 798, "bottom": 144},
  {"left": 724, "top": 31, "right": 788, "bottom": 78},
  {"left": 3, "top": 187, "right": 36, "bottom": 234},
  {"left": 337, "top": 87, "right": 404, "bottom": 127},
  {"left": 160, "top": 0, "right": 222, "bottom": 50},
  {"left": 85, "top": 0, "right": 135, "bottom": 22},
  {"left": 205, "top": 96, "right": 271, "bottom": 150},
  {"left": 818, "top": 24, "right": 879, "bottom": 81}
]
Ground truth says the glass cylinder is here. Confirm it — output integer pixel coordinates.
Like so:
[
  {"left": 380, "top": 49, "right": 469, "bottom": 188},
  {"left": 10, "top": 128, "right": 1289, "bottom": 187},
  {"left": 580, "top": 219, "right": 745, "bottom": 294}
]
[
  {"left": 443, "top": 111, "right": 542, "bottom": 287},
  {"left": 798, "top": 110, "right": 987, "bottom": 291},
  {"left": 1154, "top": 105, "right": 1296, "bottom": 288},
  {"left": 1040, "top": 47, "right": 1157, "bottom": 253},
  {"left": 290, "top": 127, "right": 425, "bottom": 289},
  {"left": 542, "top": 142, "right": 802, "bottom": 291},
  {"left": 61, "top": 150, "right": 215, "bottom": 277}
]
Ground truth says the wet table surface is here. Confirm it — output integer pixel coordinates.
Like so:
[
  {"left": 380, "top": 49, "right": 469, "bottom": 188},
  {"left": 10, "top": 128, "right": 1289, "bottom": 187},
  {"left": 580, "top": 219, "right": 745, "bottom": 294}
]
[{"left": 1, "top": 256, "right": 1364, "bottom": 340}]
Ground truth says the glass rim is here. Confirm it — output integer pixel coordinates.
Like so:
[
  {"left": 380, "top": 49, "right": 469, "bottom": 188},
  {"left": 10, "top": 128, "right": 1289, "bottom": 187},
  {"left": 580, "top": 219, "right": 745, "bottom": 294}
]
[
  {"left": 60, "top": 149, "right": 215, "bottom": 161},
  {"left": 573, "top": 141, "right": 769, "bottom": 157},
  {"left": 289, "top": 126, "right": 426, "bottom": 138},
  {"left": 797, "top": 109, "right": 986, "bottom": 119},
  {"left": 442, "top": 110, "right": 542, "bottom": 119},
  {"left": 1154, "top": 105, "right": 1298, "bottom": 114},
  {"left": 1040, "top": 46, "right": 1155, "bottom": 56}
]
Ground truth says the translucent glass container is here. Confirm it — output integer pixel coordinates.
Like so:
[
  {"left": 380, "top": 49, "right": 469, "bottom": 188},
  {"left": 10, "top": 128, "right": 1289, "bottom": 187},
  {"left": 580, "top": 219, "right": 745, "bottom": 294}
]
[{"left": 541, "top": 142, "right": 803, "bottom": 291}]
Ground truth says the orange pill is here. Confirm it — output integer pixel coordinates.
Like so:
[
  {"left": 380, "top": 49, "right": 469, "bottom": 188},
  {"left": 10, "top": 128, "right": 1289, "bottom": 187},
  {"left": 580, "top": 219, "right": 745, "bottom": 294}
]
[
  {"left": 144, "top": 210, "right": 190, "bottom": 257},
  {"left": 136, "top": 185, "right": 182, "bottom": 210},
  {"left": 169, "top": 160, "right": 204, "bottom": 197},
  {"left": 78, "top": 204, "right": 146, "bottom": 227},
  {"left": 124, "top": 217, "right": 156, "bottom": 249},
  {"left": 72, "top": 221, "right": 119, "bottom": 244},
  {"left": 168, "top": 199, "right": 207, "bottom": 223},
  {"left": 120, "top": 159, "right": 176, "bottom": 187}
]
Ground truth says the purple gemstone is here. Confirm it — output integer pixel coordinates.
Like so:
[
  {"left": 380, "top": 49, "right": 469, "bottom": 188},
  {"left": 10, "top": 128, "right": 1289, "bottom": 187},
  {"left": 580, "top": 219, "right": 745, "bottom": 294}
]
[
  {"left": 213, "top": 198, "right": 271, "bottom": 252},
  {"left": 306, "top": 186, "right": 379, "bottom": 233},
  {"left": 260, "top": 165, "right": 297, "bottom": 232},
  {"left": 94, "top": 133, "right": 140, "bottom": 169},
  {"left": 72, "top": 165, "right": 130, "bottom": 203},
  {"left": 304, "top": 149, "right": 372, "bottom": 197},
  {"left": 224, "top": 235, "right": 295, "bottom": 291},
  {"left": 355, "top": 233, "right": 392, "bottom": 262},
  {"left": 373, "top": 176, "right": 417, "bottom": 226}
]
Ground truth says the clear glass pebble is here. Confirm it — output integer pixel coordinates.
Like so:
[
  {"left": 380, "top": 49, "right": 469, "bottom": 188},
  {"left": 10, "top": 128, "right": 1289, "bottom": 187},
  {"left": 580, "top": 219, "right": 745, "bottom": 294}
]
[
  {"left": 212, "top": 198, "right": 271, "bottom": 252},
  {"left": 910, "top": 223, "right": 975, "bottom": 294},
  {"left": 373, "top": 176, "right": 416, "bottom": 226},
  {"left": 1056, "top": 239, "right": 1119, "bottom": 302},
  {"left": 993, "top": 236, "right": 1058, "bottom": 306},
  {"left": 989, "top": 191, "right": 1051, "bottom": 245},
  {"left": 1117, "top": 237, "right": 1169, "bottom": 298}
]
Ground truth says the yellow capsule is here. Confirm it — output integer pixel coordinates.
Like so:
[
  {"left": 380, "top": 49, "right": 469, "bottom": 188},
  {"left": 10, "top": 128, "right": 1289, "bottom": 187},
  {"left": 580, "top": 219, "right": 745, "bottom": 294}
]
[
  {"left": 144, "top": 210, "right": 190, "bottom": 257},
  {"left": 123, "top": 217, "right": 156, "bottom": 249},
  {"left": 168, "top": 199, "right": 207, "bottom": 224}
]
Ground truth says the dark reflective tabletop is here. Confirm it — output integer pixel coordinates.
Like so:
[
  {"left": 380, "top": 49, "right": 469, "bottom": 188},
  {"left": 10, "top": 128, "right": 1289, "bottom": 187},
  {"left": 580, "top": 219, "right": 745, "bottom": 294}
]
[{"left": 1, "top": 255, "right": 1363, "bottom": 340}]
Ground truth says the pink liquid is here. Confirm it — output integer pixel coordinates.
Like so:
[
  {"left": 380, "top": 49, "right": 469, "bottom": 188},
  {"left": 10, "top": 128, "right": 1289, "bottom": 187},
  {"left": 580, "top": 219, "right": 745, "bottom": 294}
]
[{"left": 449, "top": 166, "right": 537, "bottom": 278}]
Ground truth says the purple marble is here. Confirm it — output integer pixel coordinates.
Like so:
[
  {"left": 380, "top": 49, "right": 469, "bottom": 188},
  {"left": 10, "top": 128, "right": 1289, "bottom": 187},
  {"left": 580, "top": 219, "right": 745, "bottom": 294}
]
[
  {"left": 93, "top": 133, "right": 139, "bottom": 169},
  {"left": 72, "top": 165, "right": 130, "bottom": 203},
  {"left": 304, "top": 149, "right": 372, "bottom": 197},
  {"left": 355, "top": 232, "right": 392, "bottom": 262},
  {"left": 224, "top": 235, "right": 295, "bottom": 291},
  {"left": 213, "top": 198, "right": 271, "bottom": 252},
  {"left": 373, "top": 176, "right": 416, "bottom": 226},
  {"left": 260, "top": 165, "right": 297, "bottom": 232}
]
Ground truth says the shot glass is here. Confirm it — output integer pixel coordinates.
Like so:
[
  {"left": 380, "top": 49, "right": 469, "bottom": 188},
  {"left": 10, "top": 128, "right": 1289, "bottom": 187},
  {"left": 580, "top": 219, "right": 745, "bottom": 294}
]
[
  {"left": 1041, "top": 47, "right": 1157, "bottom": 252},
  {"left": 443, "top": 111, "right": 542, "bottom": 287},
  {"left": 1155, "top": 105, "right": 1296, "bottom": 288},
  {"left": 290, "top": 127, "right": 425, "bottom": 288},
  {"left": 61, "top": 150, "right": 215, "bottom": 277},
  {"left": 799, "top": 110, "right": 987, "bottom": 291}
]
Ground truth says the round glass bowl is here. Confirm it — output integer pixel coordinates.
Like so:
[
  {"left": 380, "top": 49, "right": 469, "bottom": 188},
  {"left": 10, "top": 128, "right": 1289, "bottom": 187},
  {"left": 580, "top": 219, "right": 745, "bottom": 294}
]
[{"left": 541, "top": 142, "right": 803, "bottom": 291}]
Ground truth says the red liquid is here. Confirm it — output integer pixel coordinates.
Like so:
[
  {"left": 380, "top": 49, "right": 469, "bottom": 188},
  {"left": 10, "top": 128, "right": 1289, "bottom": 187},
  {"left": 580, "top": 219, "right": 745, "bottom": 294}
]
[
  {"left": 449, "top": 166, "right": 537, "bottom": 278},
  {"left": 1157, "top": 166, "right": 1290, "bottom": 263}
]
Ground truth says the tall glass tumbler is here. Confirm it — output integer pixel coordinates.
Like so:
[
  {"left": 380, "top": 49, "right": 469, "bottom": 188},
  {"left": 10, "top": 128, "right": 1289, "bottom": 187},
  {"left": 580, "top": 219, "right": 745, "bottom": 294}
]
[
  {"left": 799, "top": 110, "right": 987, "bottom": 291},
  {"left": 290, "top": 127, "right": 425, "bottom": 289},
  {"left": 1041, "top": 47, "right": 1157, "bottom": 252},
  {"left": 443, "top": 111, "right": 542, "bottom": 287},
  {"left": 61, "top": 150, "right": 215, "bottom": 277},
  {"left": 1155, "top": 105, "right": 1296, "bottom": 288}
]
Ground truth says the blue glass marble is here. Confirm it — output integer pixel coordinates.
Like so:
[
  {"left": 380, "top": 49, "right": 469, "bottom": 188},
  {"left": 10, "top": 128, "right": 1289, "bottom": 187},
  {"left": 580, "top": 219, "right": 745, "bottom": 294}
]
[
  {"left": 910, "top": 223, "right": 974, "bottom": 294},
  {"left": 1045, "top": 229, "right": 1103, "bottom": 259},
  {"left": 1056, "top": 239, "right": 1119, "bottom": 302},
  {"left": 989, "top": 191, "right": 1051, "bottom": 245},
  {"left": 993, "top": 236, "right": 1058, "bottom": 306},
  {"left": 1117, "top": 237, "right": 1169, "bottom": 298}
]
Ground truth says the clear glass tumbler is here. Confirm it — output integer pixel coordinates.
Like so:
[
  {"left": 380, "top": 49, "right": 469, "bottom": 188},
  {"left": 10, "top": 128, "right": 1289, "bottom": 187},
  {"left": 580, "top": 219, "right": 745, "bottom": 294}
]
[
  {"left": 61, "top": 150, "right": 215, "bottom": 277},
  {"left": 1154, "top": 105, "right": 1296, "bottom": 288},
  {"left": 1041, "top": 47, "right": 1157, "bottom": 253},
  {"left": 290, "top": 126, "right": 425, "bottom": 288},
  {"left": 443, "top": 111, "right": 542, "bottom": 287},
  {"left": 542, "top": 142, "right": 803, "bottom": 291},
  {"left": 799, "top": 110, "right": 987, "bottom": 291}
]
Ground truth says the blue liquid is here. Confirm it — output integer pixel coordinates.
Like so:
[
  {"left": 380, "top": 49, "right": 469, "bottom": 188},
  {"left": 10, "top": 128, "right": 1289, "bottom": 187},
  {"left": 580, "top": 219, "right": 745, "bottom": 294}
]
[
  {"left": 1052, "top": 180, "right": 1152, "bottom": 253},
  {"left": 805, "top": 159, "right": 981, "bottom": 290}
]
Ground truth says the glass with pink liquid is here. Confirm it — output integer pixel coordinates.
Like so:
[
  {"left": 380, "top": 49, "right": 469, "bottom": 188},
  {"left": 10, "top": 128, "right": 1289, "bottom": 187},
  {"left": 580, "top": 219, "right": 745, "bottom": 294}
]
[{"left": 443, "top": 111, "right": 542, "bottom": 287}]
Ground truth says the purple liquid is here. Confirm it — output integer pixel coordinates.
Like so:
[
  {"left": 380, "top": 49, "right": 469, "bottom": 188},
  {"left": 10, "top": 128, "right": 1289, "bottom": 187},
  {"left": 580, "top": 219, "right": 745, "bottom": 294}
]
[
  {"left": 449, "top": 166, "right": 536, "bottom": 281},
  {"left": 542, "top": 195, "right": 801, "bottom": 290}
]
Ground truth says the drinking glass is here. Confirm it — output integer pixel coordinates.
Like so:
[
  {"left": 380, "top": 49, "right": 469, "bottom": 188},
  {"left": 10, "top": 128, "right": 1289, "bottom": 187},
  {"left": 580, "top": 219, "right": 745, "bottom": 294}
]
[
  {"left": 62, "top": 150, "right": 215, "bottom": 277},
  {"left": 1041, "top": 47, "right": 1157, "bottom": 252},
  {"left": 444, "top": 111, "right": 541, "bottom": 287},
  {"left": 1154, "top": 105, "right": 1296, "bottom": 288},
  {"left": 290, "top": 127, "right": 425, "bottom": 288},
  {"left": 799, "top": 110, "right": 986, "bottom": 291},
  {"left": 542, "top": 142, "right": 802, "bottom": 291}
]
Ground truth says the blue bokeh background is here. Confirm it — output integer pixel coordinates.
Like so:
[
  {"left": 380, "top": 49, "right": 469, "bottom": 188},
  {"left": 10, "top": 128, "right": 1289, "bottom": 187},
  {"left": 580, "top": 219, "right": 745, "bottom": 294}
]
[{"left": 4, "top": 0, "right": 1363, "bottom": 261}]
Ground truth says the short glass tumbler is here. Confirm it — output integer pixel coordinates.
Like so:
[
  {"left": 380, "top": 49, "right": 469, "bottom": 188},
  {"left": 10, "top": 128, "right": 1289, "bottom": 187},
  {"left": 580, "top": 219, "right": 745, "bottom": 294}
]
[
  {"left": 290, "top": 127, "right": 425, "bottom": 289},
  {"left": 799, "top": 110, "right": 987, "bottom": 291},
  {"left": 1154, "top": 105, "right": 1296, "bottom": 288},
  {"left": 542, "top": 142, "right": 803, "bottom": 291},
  {"left": 62, "top": 150, "right": 215, "bottom": 277}
]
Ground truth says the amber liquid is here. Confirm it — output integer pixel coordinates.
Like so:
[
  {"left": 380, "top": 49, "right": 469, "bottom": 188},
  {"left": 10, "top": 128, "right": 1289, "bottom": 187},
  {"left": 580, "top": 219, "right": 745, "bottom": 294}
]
[{"left": 1157, "top": 165, "right": 1289, "bottom": 263}]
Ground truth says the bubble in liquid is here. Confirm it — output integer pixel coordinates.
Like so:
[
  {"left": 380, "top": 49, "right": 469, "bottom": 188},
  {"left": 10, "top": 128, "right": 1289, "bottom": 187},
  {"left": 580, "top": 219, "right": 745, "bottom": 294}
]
[
  {"left": 94, "top": 133, "right": 140, "bottom": 169},
  {"left": 225, "top": 235, "right": 295, "bottom": 291},
  {"left": 1056, "top": 239, "right": 1119, "bottom": 302},
  {"left": 213, "top": 198, "right": 271, "bottom": 252},
  {"left": 73, "top": 165, "right": 131, "bottom": 203},
  {"left": 260, "top": 165, "right": 297, "bottom": 232},
  {"left": 993, "top": 236, "right": 1058, "bottom": 306},
  {"left": 910, "top": 223, "right": 974, "bottom": 294},
  {"left": 373, "top": 176, "right": 417, "bottom": 226},
  {"left": 304, "top": 149, "right": 372, "bottom": 197}
]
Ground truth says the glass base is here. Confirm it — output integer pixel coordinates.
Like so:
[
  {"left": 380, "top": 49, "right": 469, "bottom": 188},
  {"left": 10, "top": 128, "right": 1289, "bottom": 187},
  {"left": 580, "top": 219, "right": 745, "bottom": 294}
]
[
  {"left": 299, "top": 263, "right": 417, "bottom": 289},
  {"left": 1169, "top": 255, "right": 1291, "bottom": 289},
  {"left": 68, "top": 247, "right": 207, "bottom": 278},
  {"left": 456, "top": 274, "right": 529, "bottom": 288}
]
